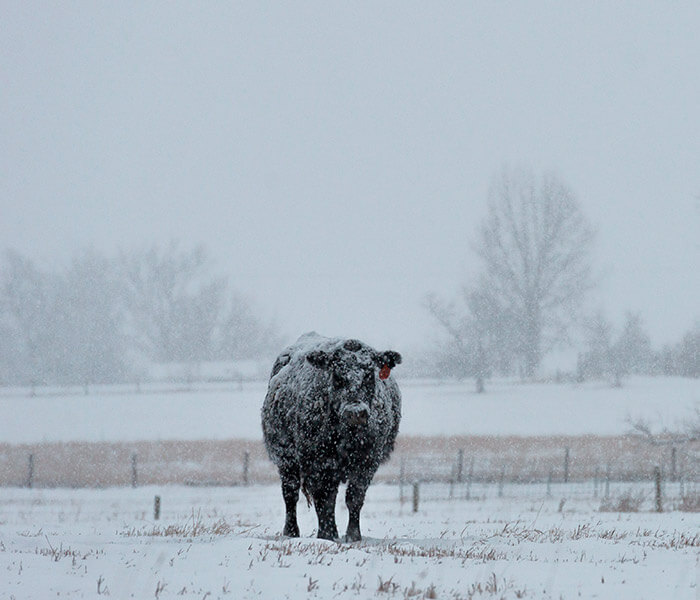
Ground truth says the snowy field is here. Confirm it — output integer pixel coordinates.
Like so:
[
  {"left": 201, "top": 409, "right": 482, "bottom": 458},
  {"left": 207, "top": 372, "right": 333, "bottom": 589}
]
[
  {"left": 0, "top": 483, "right": 697, "bottom": 599},
  {"left": 1, "top": 377, "right": 697, "bottom": 444},
  {"left": 1, "top": 377, "right": 698, "bottom": 599}
]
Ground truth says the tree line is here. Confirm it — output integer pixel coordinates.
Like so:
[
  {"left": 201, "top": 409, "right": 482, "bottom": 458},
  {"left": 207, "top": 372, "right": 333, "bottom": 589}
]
[
  {"left": 0, "top": 242, "right": 281, "bottom": 385},
  {"left": 2, "top": 166, "right": 696, "bottom": 388},
  {"left": 577, "top": 311, "right": 698, "bottom": 384},
  {"left": 424, "top": 166, "right": 698, "bottom": 389}
]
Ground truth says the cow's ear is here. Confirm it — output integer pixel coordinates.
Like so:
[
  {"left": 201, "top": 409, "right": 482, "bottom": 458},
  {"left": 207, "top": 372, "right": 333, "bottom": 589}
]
[
  {"left": 307, "top": 350, "right": 332, "bottom": 369},
  {"left": 375, "top": 350, "right": 402, "bottom": 369}
]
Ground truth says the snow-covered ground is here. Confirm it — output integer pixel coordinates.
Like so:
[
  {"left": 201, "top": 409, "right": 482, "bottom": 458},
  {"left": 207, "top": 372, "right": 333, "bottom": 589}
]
[
  {"left": 0, "top": 483, "right": 697, "bottom": 599},
  {"left": 1, "top": 377, "right": 697, "bottom": 444},
  {"left": 1, "top": 378, "right": 697, "bottom": 598}
]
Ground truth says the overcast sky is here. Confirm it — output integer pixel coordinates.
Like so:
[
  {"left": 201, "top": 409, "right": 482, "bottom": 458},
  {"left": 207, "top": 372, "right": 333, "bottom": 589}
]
[{"left": 2, "top": 3, "right": 698, "bottom": 357}]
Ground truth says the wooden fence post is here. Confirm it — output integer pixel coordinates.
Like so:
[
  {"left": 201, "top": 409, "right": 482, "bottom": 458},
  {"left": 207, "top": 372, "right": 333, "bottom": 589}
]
[
  {"left": 563, "top": 447, "right": 570, "bottom": 483},
  {"left": 593, "top": 467, "right": 599, "bottom": 498},
  {"left": 670, "top": 446, "right": 677, "bottom": 482},
  {"left": 465, "top": 458, "right": 474, "bottom": 500},
  {"left": 154, "top": 495, "right": 161, "bottom": 520},
  {"left": 498, "top": 465, "right": 505, "bottom": 498},
  {"left": 604, "top": 463, "right": 611, "bottom": 498},
  {"left": 412, "top": 482, "right": 420, "bottom": 513},
  {"left": 243, "top": 451, "right": 250, "bottom": 485},
  {"left": 26, "top": 454, "right": 34, "bottom": 488},
  {"left": 131, "top": 453, "right": 138, "bottom": 488},
  {"left": 654, "top": 466, "right": 663, "bottom": 513},
  {"left": 456, "top": 449, "right": 464, "bottom": 483}
]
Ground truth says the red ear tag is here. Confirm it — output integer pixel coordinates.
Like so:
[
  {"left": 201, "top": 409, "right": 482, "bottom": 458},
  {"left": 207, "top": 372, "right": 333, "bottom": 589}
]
[{"left": 379, "top": 364, "right": 391, "bottom": 380}]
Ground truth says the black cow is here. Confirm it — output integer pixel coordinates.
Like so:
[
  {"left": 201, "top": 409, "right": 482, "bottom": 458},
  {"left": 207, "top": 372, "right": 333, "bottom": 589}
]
[{"left": 261, "top": 333, "right": 402, "bottom": 541}]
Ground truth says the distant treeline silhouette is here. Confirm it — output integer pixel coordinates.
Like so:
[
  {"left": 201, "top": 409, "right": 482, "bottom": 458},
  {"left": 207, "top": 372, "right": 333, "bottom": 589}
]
[{"left": 0, "top": 242, "right": 282, "bottom": 385}]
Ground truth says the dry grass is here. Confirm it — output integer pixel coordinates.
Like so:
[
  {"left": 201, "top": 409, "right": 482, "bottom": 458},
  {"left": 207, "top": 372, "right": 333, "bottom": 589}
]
[
  {"left": 599, "top": 489, "right": 646, "bottom": 513},
  {"left": 396, "top": 435, "right": 699, "bottom": 483},
  {"left": 38, "top": 536, "right": 105, "bottom": 563},
  {"left": 674, "top": 492, "right": 700, "bottom": 512},
  {"left": 454, "top": 573, "right": 525, "bottom": 600},
  {"left": 382, "top": 543, "right": 505, "bottom": 562},
  {"left": 0, "top": 434, "right": 697, "bottom": 487},
  {"left": 0, "top": 438, "right": 270, "bottom": 487},
  {"left": 121, "top": 509, "right": 254, "bottom": 539}
]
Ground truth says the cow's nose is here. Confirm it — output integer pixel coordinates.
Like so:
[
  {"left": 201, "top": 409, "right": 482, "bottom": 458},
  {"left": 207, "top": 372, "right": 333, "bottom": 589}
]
[{"left": 344, "top": 406, "right": 369, "bottom": 426}]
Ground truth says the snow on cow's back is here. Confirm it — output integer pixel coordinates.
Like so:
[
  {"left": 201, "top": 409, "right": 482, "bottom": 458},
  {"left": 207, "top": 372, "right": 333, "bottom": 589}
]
[
  {"left": 285, "top": 332, "right": 340, "bottom": 365},
  {"left": 269, "top": 332, "right": 368, "bottom": 379},
  {"left": 268, "top": 332, "right": 335, "bottom": 381}
]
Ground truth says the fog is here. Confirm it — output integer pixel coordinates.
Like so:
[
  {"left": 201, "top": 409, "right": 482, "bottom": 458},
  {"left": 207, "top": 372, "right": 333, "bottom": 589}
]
[{"left": 2, "top": 2, "right": 698, "bottom": 357}]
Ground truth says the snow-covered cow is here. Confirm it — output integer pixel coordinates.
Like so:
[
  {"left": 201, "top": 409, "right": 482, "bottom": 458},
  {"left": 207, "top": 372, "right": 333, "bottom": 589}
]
[{"left": 261, "top": 333, "right": 402, "bottom": 541}]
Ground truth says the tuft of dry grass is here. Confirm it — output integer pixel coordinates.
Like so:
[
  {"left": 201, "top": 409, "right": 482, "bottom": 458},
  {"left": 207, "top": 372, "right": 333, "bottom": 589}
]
[
  {"left": 629, "top": 531, "right": 699, "bottom": 549},
  {"left": 377, "top": 576, "right": 399, "bottom": 594},
  {"left": 599, "top": 489, "right": 646, "bottom": 513},
  {"left": 451, "top": 573, "right": 525, "bottom": 599},
  {"left": 38, "top": 535, "right": 105, "bottom": 564},
  {"left": 121, "top": 509, "right": 240, "bottom": 539},
  {"left": 381, "top": 542, "right": 505, "bottom": 562},
  {"left": 674, "top": 492, "right": 700, "bottom": 512}
]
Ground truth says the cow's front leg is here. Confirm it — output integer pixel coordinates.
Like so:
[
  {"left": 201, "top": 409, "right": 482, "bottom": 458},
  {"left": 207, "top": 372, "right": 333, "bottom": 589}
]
[
  {"left": 344, "top": 479, "right": 369, "bottom": 542},
  {"left": 312, "top": 482, "right": 339, "bottom": 541}
]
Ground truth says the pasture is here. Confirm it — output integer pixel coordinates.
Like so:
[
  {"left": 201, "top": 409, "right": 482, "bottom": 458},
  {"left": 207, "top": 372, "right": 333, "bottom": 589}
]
[
  {"left": 1, "top": 376, "right": 698, "bottom": 598},
  {"left": 0, "top": 483, "right": 697, "bottom": 599}
]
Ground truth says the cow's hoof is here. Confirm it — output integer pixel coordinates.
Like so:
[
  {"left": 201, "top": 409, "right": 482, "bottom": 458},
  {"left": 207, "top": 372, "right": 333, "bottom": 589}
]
[
  {"left": 317, "top": 530, "right": 339, "bottom": 542},
  {"left": 283, "top": 524, "right": 300, "bottom": 537},
  {"left": 344, "top": 529, "right": 362, "bottom": 543}
]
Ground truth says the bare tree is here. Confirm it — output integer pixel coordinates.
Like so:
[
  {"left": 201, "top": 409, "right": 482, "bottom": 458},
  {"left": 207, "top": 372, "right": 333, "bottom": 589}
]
[
  {"left": 614, "top": 311, "right": 652, "bottom": 376},
  {"left": 578, "top": 310, "right": 616, "bottom": 383},
  {"left": 654, "top": 322, "right": 699, "bottom": 377},
  {"left": 675, "top": 322, "right": 699, "bottom": 378},
  {"left": 426, "top": 285, "right": 514, "bottom": 392},
  {"left": 119, "top": 241, "right": 281, "bottom": 364},
  {"left": 629, "top": 416, "right": 699, "bottom": 446},
  {"left": 476, "top": 167, "right": 595, "bottom": 377},
  {"left": 47, "top": 250, "right": 129, "bottom": 384},
  {"left": 0, "top": 249, "right": 129, "bottom": 384},
  {"left": 0, "top": 250, "right": 50, "bottom": 383},
  {"left": 579, "top": 310, "right": 653, "bottom": 386},
  {"left": 217, "top": 293, "right": 283, "bottom": 361},
  {"left": 119, "top": 242, "right": 228, "bottom": 363}
]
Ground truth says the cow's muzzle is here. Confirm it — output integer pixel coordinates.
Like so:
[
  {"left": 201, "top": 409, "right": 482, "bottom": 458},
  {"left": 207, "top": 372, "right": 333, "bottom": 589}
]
[{"left": 342, "top": 404, "right": 369, "bottom": 427}]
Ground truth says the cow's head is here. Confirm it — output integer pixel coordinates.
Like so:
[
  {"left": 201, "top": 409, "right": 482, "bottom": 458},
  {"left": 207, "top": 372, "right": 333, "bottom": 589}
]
[{"left": 306, "top": 340, "right": 402, "bottom": 427}]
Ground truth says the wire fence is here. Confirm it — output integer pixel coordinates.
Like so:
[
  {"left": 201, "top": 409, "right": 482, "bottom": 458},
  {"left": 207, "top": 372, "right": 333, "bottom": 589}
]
[
  {"left": 396, "top": 477, "right": 699, "bottom": 511},
  {"left": 0, "top": 380, "right": 254, "bottom": 399},
  {"left": 2, "top": 438, "right": 697, "bottom": 496}
]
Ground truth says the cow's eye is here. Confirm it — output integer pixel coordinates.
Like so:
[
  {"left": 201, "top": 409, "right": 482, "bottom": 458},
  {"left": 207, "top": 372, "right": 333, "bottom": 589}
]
[{"left": 332, "top": 373, "right": 349, "bottom": 389}]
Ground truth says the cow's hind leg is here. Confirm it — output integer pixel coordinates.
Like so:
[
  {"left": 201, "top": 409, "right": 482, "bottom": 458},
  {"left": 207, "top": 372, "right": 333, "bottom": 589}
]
[
  {"left": 344, "top": 479, "right": 369, "bottom": 542},
  {"left": 279, "top": 463, "right": 301, "bottom": 537}
]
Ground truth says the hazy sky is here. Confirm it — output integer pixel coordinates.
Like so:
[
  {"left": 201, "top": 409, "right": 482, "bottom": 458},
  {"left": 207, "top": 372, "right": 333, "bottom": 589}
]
[{"left": 2, "top": 3, "right": 698, "bottom": 357}]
